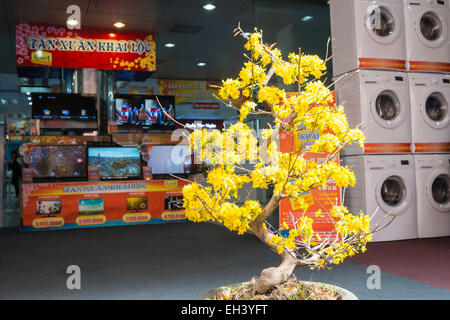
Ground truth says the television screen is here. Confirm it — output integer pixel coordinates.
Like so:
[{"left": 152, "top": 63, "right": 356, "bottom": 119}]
[
  {"left": 36, "top": 200, "right": 61, "bottom": 215},
  {"left": 32, "top": 93, "right": 97, "bottom": 121},
  {"left": 88, "top": 147, "right": 141, "bottom": 180},
  {"left": 147, "top": 145, "right": 192, "bottom": 174},
  {"left": 164, "top": 196, "right": 184, "bottom": 210},
  {"left": 115, "top": 94, "right": 175, "bottom": 130},
  {"left": 78, "top": 199, "right": 104, "bottom": 215},
  {"left": 126, "top": 197, "right": 148, "bottom": 211},
  {"left": 26, "top": 145, "right": 87, "bottom": 179}
]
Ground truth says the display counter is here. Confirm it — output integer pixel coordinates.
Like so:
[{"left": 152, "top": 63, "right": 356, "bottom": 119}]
[{"left": 21, "top": 179, "right": 189, "bottom": 231}]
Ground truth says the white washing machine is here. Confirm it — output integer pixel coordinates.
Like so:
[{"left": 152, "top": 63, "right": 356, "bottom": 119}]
[
  {"left": 403, "top": 0, "right": 450, "bottom": 73},
  {"left": 336, "top": 70, "right": 412, "bottom": 156},
  {"left": 342, "top": 154, "right": 417, "bottom": 242},
  {"left": 409, "top": 73, "right": 450, "bottom": 153},
  {"left": 414, "top": 154, "right": 450, "bottom": 238},
  {"left": 330, "top": 0, "right": 407, "bottom": 77}
]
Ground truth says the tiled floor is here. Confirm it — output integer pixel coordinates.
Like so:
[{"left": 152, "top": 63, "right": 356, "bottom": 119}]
[{"left": 0, "top": 222, "right": 449, "bottom": 299}]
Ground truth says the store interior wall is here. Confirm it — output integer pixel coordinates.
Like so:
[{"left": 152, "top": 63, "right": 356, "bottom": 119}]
[{"left": 0, "top": 0, "right": 331, "bottom": 226}]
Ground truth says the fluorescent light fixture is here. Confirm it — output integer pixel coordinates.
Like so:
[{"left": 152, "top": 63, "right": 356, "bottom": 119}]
[
  {"left": 113, "top": 21, "right": 126, "bottom": 28},
  {"left": 67, "top": 18, "right": 79, "bottom": 26},
  {"left": 164, "top": 43, "right": 175, "bottom": 48},
  {"left": 197, "top": 62, "right": 206, "bottom": 67},
  {"left": 203, "top": 3, "right": 216, "bottom": 10},
  {"left": 301, "top": 16, "right": 314, "bottom": 22}
]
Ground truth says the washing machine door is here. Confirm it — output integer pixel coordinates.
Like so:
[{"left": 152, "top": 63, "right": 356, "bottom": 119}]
[
  {"left": 420, "top": 90, "right": 450, "bottom": 129},
  {"left": 375, "top": 173, "right": 412, "bottom": 216},
  {"left": 414, "top": 9, "right": 448, "bottom": 48},
  {"left": 365, "top": 4, "right": 401, "bottom": 44},
  {"left": 370, "top": 88, "right": 406, "bottom": 129},
  {"left": 426, "top": 172, "right": 450, "bottom": 212}
]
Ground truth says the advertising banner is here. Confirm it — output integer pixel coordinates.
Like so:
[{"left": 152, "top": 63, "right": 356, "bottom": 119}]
[
  {"left": 279, "top": 130, "right": 341, "bottom": 242},
  {"left": 157, "top": 80, "right": 220, "bottom": 104},
  {"left": 16, "top": 23, "right": 156, "bottom": 71},
  {"left": 22, "top": 179, "right": 188, "bottom": 231}
]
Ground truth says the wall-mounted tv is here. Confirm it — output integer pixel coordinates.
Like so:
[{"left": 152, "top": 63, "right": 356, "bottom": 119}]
[
  {"left": 115, "top": 94, "right": 175, "bottom": 131},
  {"left": 88, "top": 147, "right": 141, "bottom": 180},
  {"left": 146, "top": 145, "right": 192, "bottom": 175},
  {"left": 25, "top": 145, "right": 87, "bottom": 180},
  {"left": 32, "top": 93, "right": 97, "bottom": 121}
]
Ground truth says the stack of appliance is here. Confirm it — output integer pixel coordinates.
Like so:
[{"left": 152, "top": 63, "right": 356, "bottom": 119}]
[{"left": 329, "top": 0, "right": 450, "bottom": 241}]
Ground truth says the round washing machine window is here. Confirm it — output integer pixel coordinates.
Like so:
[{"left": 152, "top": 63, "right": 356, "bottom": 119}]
[
  {"left": 421, "top": 91, "right": 449, "bottom": 129},
  {"left": 426, "top": 92, "right": 448, "bottom": 122},
  {"left": 365, "top": 5, "right": 400, "bottom": 44},
  {"left": 372, "top": 90, "right": 404, "bottom": 129},
  {"left": 427, "top": 173, "right": 450, "bottom": 212},
  {"left": 420, "top": 11, "right": 442, "bottom": 42},
  {"left": 380, "top": 176, "right": 406, "bottom": 207},
  {"left": 432, "top": 175, "right": 450, "bottom": 205}
]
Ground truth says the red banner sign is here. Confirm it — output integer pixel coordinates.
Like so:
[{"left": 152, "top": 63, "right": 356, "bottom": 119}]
[
  {"left": 279, "top": 130, "right": 341, "bottom": 242},
  {"left": 16, "top": 23, "right": 156, "bottom": 71}
]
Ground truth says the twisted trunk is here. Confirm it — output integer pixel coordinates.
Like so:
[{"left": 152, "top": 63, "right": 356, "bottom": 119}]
[
  {"left": 254, "top": 252, "right": 298, "bottom": 294},
  {"left": 249, "top": 195, "right": 298, "bottom": 294}
]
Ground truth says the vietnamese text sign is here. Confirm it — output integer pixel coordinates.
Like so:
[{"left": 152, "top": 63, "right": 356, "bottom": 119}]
[{"left": 16, "top": 23, "right": 156, "bottom": 71}]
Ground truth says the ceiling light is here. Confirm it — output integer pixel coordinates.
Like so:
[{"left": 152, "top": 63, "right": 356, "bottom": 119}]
[
  {"left": 113, "top": 22, "right": 125, "bottom": 28},
  {"left": 67, "top": 18, "right": 79, "bottom": 27},
  {"left": 27, "top": 97, "right": 32, "bottom": 100},
  {"left": 301, "top": 16, "right": 314, "bottom": 22},
  {"left": 197, "top": 62, "right": 206, "bottom": 67},
  {"left": 203, "top": 3, "right": 216, "bottom": 11},
  {"left": 164, "top": 43, "right": 175, "bottom": 48},
  {"left": 26, "top": 92, "right": 30, "bottom": 95}
]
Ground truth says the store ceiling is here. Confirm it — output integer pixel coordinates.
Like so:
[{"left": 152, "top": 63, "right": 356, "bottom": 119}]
[
  {"left": 1, "top": 0, "right": 330, "bottom": 82},
  {"left": 1, "top": 0, "right": 330, "bottom": 81}
]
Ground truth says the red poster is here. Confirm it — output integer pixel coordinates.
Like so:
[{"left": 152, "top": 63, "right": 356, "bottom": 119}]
[
  {"left": 16, "top": 23, "right": 156, "bottom": 71},
  {"left": 279, "top": 130, "right": 341, "bottom": 242}
]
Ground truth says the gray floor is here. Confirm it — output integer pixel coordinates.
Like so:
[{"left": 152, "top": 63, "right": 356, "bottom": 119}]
[{"left": 0, "top": 222, "right": 449, "bottom": 300}]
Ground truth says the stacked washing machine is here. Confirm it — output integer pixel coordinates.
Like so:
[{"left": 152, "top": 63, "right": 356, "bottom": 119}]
[{"left": 330, "top": 0, "right": 450, "bottom": 241}]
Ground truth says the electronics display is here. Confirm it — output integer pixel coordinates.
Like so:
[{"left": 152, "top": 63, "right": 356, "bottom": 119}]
[
  {"left": 126, "top": 197, "right": 148, "bottom": 211},
  {"left": 26, "top": 145, "right": 87, "bottom": 179},
  {"left": 88, "top": 147, "right": 141, "bottom": 180},
  {"left": 36, "top": 200, "right": 62, "bottom": 215},
  {"left": 115, "top": 94, "right": 176, "bottom": 130},
  {"left": 78, "top": 199, "right": 105, "bottom": 215},
  {"left": 32, "top": 93, "right": 97, "bottom": 121},
  {"left": 147, "top": 145, "right": 192, "bottom": 175}
]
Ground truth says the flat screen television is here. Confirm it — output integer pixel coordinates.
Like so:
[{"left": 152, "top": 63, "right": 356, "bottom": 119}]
[
  {"left": 36, "top": 200, "right": 62, "bottom": 215},
  {"left": 26, "top": 145, "right": 87, "bottom": 180},
  {"left": 114, "top": 94, "right": 176, "bottom": 131},
  {"left": 78, "top": 199, "right": 105, "bottom": 215},
  {"left": 146, "top": 145, "right": 192, "bottom": 175},
  {"left": 32, "top": 93, "right": 97, "bottom": 121},
  {"left": 126, "top": 197, "right": 148, "bottom": 211},
  {"left": 88, "top": 147, "right": 141, "bottom": 180}
]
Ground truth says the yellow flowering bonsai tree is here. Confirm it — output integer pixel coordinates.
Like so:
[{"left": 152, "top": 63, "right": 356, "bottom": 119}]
[{"left": 181, "top": 27, "right": 393, "bottom": 296}]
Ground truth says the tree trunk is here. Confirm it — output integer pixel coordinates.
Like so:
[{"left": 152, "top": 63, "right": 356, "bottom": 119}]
[
  {"left": 248, "top": 194, "right": 299, "bottom": 294},
  {"left": 254, "top": 252, "right": 298, "bottom": 294}
]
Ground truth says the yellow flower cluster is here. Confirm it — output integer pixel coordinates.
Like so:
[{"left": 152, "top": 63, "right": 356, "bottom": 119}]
[{"left": 181, "top": 28, "right": 374, "bottom": 271}]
